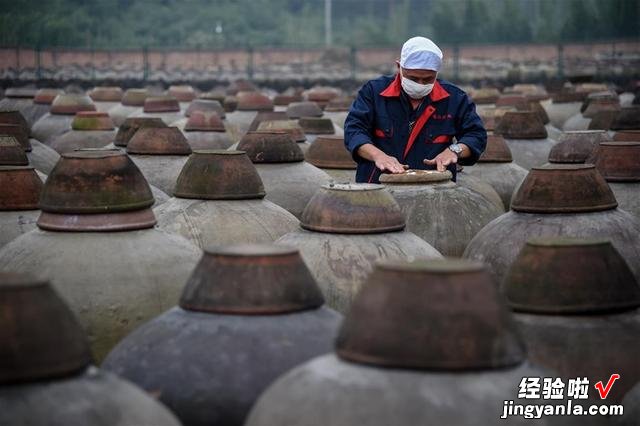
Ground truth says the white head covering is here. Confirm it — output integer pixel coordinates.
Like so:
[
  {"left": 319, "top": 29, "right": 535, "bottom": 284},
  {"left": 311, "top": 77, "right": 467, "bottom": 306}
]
[{"left": 400, "top": 36, "right": 443, "bottom": 71}]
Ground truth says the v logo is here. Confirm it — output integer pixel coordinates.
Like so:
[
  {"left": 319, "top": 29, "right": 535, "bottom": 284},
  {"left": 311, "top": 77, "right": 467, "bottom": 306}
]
[{"left": 594, "top": 374, "right": 620, "bottom": 400}]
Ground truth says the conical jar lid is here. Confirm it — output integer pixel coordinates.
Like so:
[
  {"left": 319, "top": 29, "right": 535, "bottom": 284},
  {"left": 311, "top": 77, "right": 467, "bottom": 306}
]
[
  {"left": 551, "top": 91, "right": 587, "bottom": 104},
  {"left": 4, "top": 88, "right": 36, "bottom": 98},
  {"left": 248, "top": 111, "right": 288, "bottom": 131},
  {"left": 0, "top": 273, "right": 92, "bottom": 384},
  {"left": 325, "top": 97, "right": 353, "bottom": 112},
  {"left": 89, "top": 86, "right": 123, "bottom": 102},
  {"left": 273, "top": 94, "right": 303, "bottom": 106},
  {"left": 168, "top": 85, "right": 196, "bottom": 102},
  {"left": 33, "top": 88, "right": 63, "bottom": 105},
  {"left": 185, "top": 99, "right": 225, "bottom": 118},
  {"left": 256, "top": 120, "right": 307, "bottom": 143},
  {"left": 511, "top": 164, "right": 618, "bottom": 213},
  {"left": 180, "top": 244, "right": 325, "bottom": 314},
  {"left": 37, "top": 149, "right": 156, "bottom": 231},
  {"left": 613, "top": 130, "right": 640, "bottom": 142},
  {"left": 121, "top": 89, "right": 148, "bottom": 107},
  {"left": 126, "top": 127, "right": 192, "bottom": 155},
  {"left": 548, "top": 130, "right": 611, "bottom": 164},
  {"left": 71, "top": 111, "right": 115, "bottom": 131},
  {"left": 479, "top": 134, "right": 513, "bottom": 162},
  {"left": 236, "top": 91, "right": 274, "bottom": 111},
  {"left": 379, "top": 169, "right": 452, "bottom": 184},
  {"left": 471, "top": 87, "right": 500, "bottom": 104},
  {"left": 50, "top": 94, "right": 96, "bottom": 115},
  {"left": 238, "top": 131, "right": 304, "bottom": 163},
  {"left": 590, "top": 141, "right": 640, "bottom": 182},
  {"left": 300, "top": 183, "right": 405, "bottom": 234},
  {"left": 0, "top": 136, "right": 29, "bottom": 165},
  {"left": 505, "top": 237, "right": 640, "bottom": 314},
  {"left": 610, "top": 106, "right": 640, "bottom": 131},
  {"left": 184, "top": 111, "right": 225, "bottom": 132},
  {"left": 286, "top": 101, "right": 323, "bottom": 119},
  {"left": 298, "top": 117, "right": 335, "bottom": 134},
  {"left": 143, "top": 96, "right": 180, "bottom": 113},
  {"left": 114, "top": 117, "right": 167, "bottom": 147},
  {"left": 0, "top": 123, "right": 31, "bottom": 152},
  {"left": 495, "top": 111, "right": 548, "bottom": 139},
  {"left": 336, "top": 259, "right": 526, "bottom": 370},
  {"left": 305, "top": 136, "right": 356, "bottom": 169},
  {"left": 0, "top": 166, "right": 42, "bottom": 210},
  {"left": 174, "top": 150, "right": 265, "bottom": 200}
]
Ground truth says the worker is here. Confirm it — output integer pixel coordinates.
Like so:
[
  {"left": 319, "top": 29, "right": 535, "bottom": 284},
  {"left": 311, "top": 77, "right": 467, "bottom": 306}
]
[{"left": 344, "top": 36, "right": 486, "bottom": 183}]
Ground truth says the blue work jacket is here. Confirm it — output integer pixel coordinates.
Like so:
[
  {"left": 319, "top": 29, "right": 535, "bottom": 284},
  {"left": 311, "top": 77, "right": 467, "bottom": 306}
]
[{"left": 344, "top": 74, "right": 487, "bottom": 183}]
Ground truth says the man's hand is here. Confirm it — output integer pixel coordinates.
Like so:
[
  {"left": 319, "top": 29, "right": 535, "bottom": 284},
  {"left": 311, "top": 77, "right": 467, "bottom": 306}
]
[
  {"left": 357, "top": 143, "right": 408, "bottom": 174},
  {"left": 424, "top": 148, "right": 458, "bottom": 172}
]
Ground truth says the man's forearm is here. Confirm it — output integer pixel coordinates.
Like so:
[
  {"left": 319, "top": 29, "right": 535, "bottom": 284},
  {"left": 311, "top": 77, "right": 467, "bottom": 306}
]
[{"left": 357, "top": 143, "right": 387, "bottom": 162}]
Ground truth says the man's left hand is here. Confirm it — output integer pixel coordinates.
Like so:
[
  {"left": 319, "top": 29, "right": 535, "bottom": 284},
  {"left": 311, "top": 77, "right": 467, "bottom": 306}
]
[{"left": 423, "top": 149, "right": 458, "bottom": 172}]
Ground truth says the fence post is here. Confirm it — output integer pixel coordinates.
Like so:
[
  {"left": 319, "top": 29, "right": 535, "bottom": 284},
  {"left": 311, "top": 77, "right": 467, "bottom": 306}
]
[{"left": 557, "top": 43, "right": 564, "bottom": 80}]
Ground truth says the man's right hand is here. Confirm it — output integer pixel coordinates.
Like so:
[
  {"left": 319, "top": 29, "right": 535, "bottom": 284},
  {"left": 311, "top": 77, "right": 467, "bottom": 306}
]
[{"left": 357, "top": 143, "right": 408, "bottom": 174}]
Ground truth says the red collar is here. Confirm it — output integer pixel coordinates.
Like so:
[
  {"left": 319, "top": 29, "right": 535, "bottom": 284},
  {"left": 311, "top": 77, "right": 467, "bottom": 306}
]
[{"left": 380, "top": 73, "right": 450, "bottom": 102}]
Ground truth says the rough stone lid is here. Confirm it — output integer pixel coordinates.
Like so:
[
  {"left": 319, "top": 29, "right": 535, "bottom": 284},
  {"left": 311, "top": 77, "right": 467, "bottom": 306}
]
[
  {"left": 256, "top": 120, "right": 307, "bottom": 143},
  {"left": 495, "top": 111, "right": 548, "bottom": 139},
  {"left": 273, "top": 94, "right": 303, "bottom": 106},
  {"left": 0, "top": 123, "right": 32, "bottom": 152},
  {"left": 551, "top": 91, "right": 587, "bottom": 104},
  {"left": 198, "top": 90, "right": 226, "bottom": 103},
  {"left": 0, "top": 166, "right": 43, "bottom": 210},
  {"left": 548, "top": 130, "right": 611, "bottom": 164},
  {"left": 185, "top": 99, "right": 225, "bottom": 118},
  {"left": 581, "top": 91, "right": 619, "bottom": 114},
  {"left": 590, "top": 142, "right": 640, "bottom": 182},
  {"left": 236, "top": 91, "right": 274, "bottom": 111},
  {"left": 88, "top": 86, "right": 123, "bottom": 102},
  {"left": 515, "top": 100, "right": 550, "bottom": 125},
  {"left": 583, "top": 99, "right": 621, "bottom": 119},
  {"left": 300, "top": 183, "right": 406, "bottom": 234},
  {"left": 588, "top": 110, "right": 619, "bottom": 131},
  {"left": 184, "top": 111, "right": 225, "bottom": 132},
  {"left": 325, "top": 97, "right": 354, "bottom": 112},
  {"left": 143, "top": 96, "right": 180, "bottom": 113},
  {"left": 336, "top": 259, "right": 526, "bottom": 370},
  {"left": 286, "top": 101, "right": 323, "bottom": 119},
  {"left": 610, "top": 106, "right": 640, "bottom": 131},
  {"left": 180, "top": 244, "right": 325, "bottom": 315},
  {"left": 168, "top": 85, "right": 196, "bottom": 102},
  {"left": 511, "top": 164, "right": 618, "bottom": 213},
  {"left": 0, "top": 136, "right": 29, "bottom": 165},
  {"left": 471, "top": 87, "right": 501, "bottom": 104},
  {"left": 33, "top": 89, "right": 63, "bottom": 105},
  {"left": 0, "top": 273, "right": 92, "bottom": 384},
  {"left": 305, "top": 87, "right": 339, "bottom": 103},
  {"left": 505, "top": 237, "right": 640, "bottom": 314},
  {"left": 478, "top": 134, "right": 513, "bottom": 162},
  {"left": 305, "top": 136, "right": 356, "bottom": 169},
  {"left": 4, "top": 88, "right": 36, "bottom": 98},
  {"left": 174, "top": 150, "right": 265, "bottom": 200},
  {"left": 495, "top": 94, "right": 529, "bottom": 109},
  {"left": 478, "top": 106, "right": 515, "bottom": 131},
  {"left": 39, "top": 149, "right": 154, "bottom": 213},
  {"left": 613, "top": 130, "right": 640, "bottom": 142},
  {"left": 248, "top": 111, "right": 288, "bottom": 132},
  {"left": 298, "top": 117, "right": 335, "bottom": 135},
  {"left": 121, "top": 89, "right": 148, "bottom": 107},
  {"left": 71, "top": 111, "right": 115, "bottom": 131},
  {"left": 126, "top": 127, "right": 192, "bottom": 155},
  {"left": 238, "top": 131, "right": 304, "bottom": 163},
  {"left": 380, "top": 169, "right": 452, "bottom": 184},
  {"left": 114, "top": 117, "right": 167, "bottom": 147},
  {"left": 50, "top": 94, "right": 96, "bottom": 115}
]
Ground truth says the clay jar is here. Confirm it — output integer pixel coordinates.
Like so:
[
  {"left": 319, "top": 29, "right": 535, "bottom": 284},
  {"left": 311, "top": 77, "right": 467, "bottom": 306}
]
[
  {"left": 50, "top": 111, "right": 116, "bottom": 154},
  {"left": 495, "top": 111, "right": 557, "bottom": 170},
  {"left": 31, "top": 94, "right": 96, "bottom": 144}
]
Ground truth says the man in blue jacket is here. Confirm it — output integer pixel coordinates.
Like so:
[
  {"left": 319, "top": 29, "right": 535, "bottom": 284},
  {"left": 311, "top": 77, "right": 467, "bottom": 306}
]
[{"left": 344, "top": 36, "right": 486, "bottom": 183}]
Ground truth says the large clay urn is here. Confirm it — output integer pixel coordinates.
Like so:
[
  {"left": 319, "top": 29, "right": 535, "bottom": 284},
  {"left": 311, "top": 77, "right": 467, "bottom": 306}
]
[
  {"left": 113, "top": 116, "right": 167, "bottom": 148},
  {"left": 380, "top": 169, "right": 503, "bottom": 256},
  {"left": 0, "top": 87, "right": 37, "bottom": 126},
  {"left": 286, "top": 101, "right": 323, "bottom": 119},
  {"left": 298, "top": 116, "right": 341, "bottom": 144},
  {"left": 179, "top": 111, "right": 233, "bottom": 150},
  {"left": 256, "top": 119, "right": 311, "bottom": 153},
  {"left": 225, "top": 91, "right": 274, "bottom": 140},
  {"left": 543, "top": 91, "right": 586, "bottom": 129},
  {"left": 589, "top": 141, "right": 640, "bottom": 219},
  {"left": 108, "top": 88, "right": 147, "bottom": 126},
  {"left": 0, "top": 273, "right": 181, "bottom": 426},
  {"left": 238, "top": 131, "right": 330, "bottom": 218},
  {"left": 495, "top": 111, "right": 557, "bottom": 170},
  {"left": 0, "top": 110, "right": 60, "bottom": 175},
  {"left": 130, "top": 95, "right": 184, "bottom": 125},
  {"left": 28, "top": 88, "right": 63, "bottom": 125},
  {"left": 563, "top": 92, "right": 620, "bottom": 131},
  {"left": 0, "top": 161, "right": 42, "bottom": 248},
  {"left": 246, "top": 259, "right": 580, "bottom": 426},
  {"left": 459, "top": 134, "right": 527, "bottom": 208},
  {"left": 50, "top": 111, "right": 116, "bottom": 154},
  {"left": 304, "top": 135, "right": 356, "bottom": 182},
  {"left": 548, "top": 130, "right": 611, "bottom": 164},
  {"left": 464, "top": 164, "right": 640, "bottom": 283},
  {"left": 276, "top": 183, "right": 442, "bottom": 312},
  {"left": 154, "top": 150, "right": 298, "bottom": 247},
  {"left": 103, "top": 244, "right": 341, "bottom": 426},
  {"left": 89, "top": 86, "right": 123, "bottom": 112},
  {"left": 126, "top": 126, "right": 192, "bottom": 194},
  {"left": 31, "top": 94, "right": 96, "bottom": 144},
  {"left": 504, "top": 237, "right": 640, "bottom": 402},
  {"left": 0, "top": 149, "right": 199, "bottom": 361}
]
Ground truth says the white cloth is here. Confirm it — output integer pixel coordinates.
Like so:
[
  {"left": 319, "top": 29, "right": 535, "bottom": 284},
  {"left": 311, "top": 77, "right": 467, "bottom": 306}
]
[{"left": 400, "top": 36, "right": 443, "bottom": 71}]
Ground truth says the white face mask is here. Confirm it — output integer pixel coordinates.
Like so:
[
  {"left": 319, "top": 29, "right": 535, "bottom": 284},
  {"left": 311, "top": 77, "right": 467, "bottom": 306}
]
[{"left": 400, "top": 71, "right": 434, "bottom": 99}]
